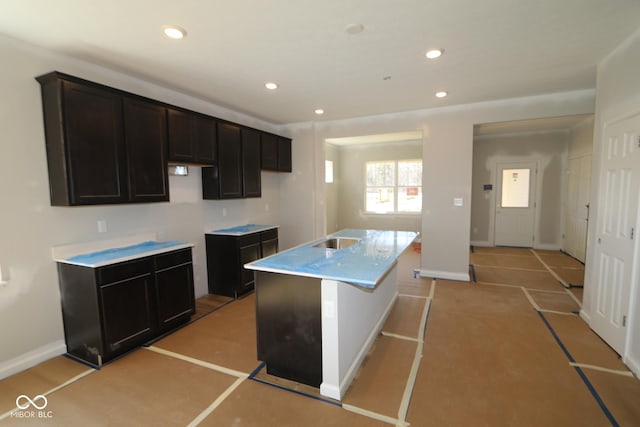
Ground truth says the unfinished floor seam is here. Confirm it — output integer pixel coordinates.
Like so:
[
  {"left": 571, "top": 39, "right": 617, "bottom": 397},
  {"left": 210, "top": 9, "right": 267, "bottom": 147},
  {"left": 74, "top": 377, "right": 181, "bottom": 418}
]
[
  {"left": 342, "top": 403, "right": 407, "bottom": 426},
  {"left": 145, "top": 346, "right": 249, "bottom": 379},
  {"left": 188, "top": 376, "right": 245, "bottom": 427},
  {"left": 530, "top": 249, "right": 570, "bottom": 288},
  {"left": 568, "top": 362, "right": 635, "bottom": 378},
  {"left": 472, "top": 264, "right": 546, "bottom": 272},
  {"left": 0, "top": 367, "right": 95, "bottom": 421},
  {"left": 536, "top": 311, "right": 620, "bottom": 427},
  {"left": 397, "top": 293, "right": 432, "bottom": 423}
]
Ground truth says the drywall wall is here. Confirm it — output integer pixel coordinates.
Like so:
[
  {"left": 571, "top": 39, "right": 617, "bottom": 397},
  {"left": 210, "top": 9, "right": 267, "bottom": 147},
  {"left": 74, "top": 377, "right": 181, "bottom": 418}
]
[
  {"left": 471, "top": 131, "right": 569, "bottom": 248},
  {"left": 325, "top": 143, "right": 340, "bottom": 234},
  {"left": 286, "top": 91, "right": 595, "bottom": 281},
  {"left": 332, "top": 140, "right": 422, "bottom": 232},
  {"left": 584, "top": 26, "right": 640, "bottom": 376},
  {"left": 0, "top": 33, "right": 294, "bottom": 377}
]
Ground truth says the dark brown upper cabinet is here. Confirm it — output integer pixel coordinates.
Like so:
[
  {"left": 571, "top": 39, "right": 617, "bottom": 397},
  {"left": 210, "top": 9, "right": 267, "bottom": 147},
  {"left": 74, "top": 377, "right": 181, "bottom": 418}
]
[
  {"left": 202, "top": 123, "right": 262, "bottom": 199},
  {"left": 261, "top": 133, "right": 292, "bottom": 172},
  {"left": 167, "top": 108, "right": 217, "bottom": 165},
  {"left": 36, "top": 72, "right": 169, "bottom": 205},
  {"left": 242, "top": 127, "right": 262, "bottom": 197},
  {"left": 123, "top": 97, "right": 169, "bottom": 202}
]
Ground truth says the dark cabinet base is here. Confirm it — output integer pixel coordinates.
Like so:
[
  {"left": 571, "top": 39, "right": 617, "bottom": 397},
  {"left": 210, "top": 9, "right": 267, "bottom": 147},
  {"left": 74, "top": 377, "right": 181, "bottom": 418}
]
[
  {"left": 57, "top": 248, "right": 195, "bottom": 367},
  {"left": 205, "top": 228, "right": 278, "bottom": 299},
  {"left": 255, "top": 272, "right": 322, "bottom": 387}
]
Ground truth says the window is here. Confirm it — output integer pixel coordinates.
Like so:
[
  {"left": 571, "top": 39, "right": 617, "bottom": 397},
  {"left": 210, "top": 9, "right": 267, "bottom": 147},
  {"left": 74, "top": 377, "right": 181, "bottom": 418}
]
[
  {"left": 325, "top": 160, "right": 334, "bottom": 183},
  {"left": 365, "top": 159, "right": 422, "bottom": 213}
]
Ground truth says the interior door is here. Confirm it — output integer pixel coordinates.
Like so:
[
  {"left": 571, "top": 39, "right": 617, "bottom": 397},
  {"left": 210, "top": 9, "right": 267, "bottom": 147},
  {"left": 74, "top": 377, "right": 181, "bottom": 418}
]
[
  {"left": 564, "top": 155, "right": 592, "bottom": 262},
  {"left": 590, "top": 114, "right": 640, "bottom": 355},
  {"left": 494, "top": 162, "right": 537, "bottom": 247}
]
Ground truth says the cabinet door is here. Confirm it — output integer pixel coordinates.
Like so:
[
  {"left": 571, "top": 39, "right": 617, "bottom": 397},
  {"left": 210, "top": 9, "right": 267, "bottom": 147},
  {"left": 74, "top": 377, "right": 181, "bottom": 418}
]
[
  {"left": 154, "top": 249, "right": 194, "bottom": 328},
  {"left": 239, "top": 242, "right": 261, "bottom": 291},
  {"left": 155, "top": 262, "right": 194, "bottom": 331},
  {"left": 123, "top": 98, "right": 169, "bottom": 202},
  {"left": 167, "top": 108, "right": 195, "bottom": 163},
  {"left": 61, "top": 80, "right": 127, "bottom": 204},
  {"left": 278, "top": 137, "right": 292, "bottom": 172},
  {"left": 194, "top": 115, "right": 217, "bottom": 165},
  {"left": 260, "top": 133, "right": 279, "bottom": 170},
  {"left": 99, "top": 273, "right": 154, "bottom": 357},
  {"left": 217, "top": 123, "right": 243, "bottom": 198},
  {"left": 242, "top": 128, "right": 262, "bottom": 198},
  {"left": 261, "top": 238, "right": 279, "bottom": 258}
]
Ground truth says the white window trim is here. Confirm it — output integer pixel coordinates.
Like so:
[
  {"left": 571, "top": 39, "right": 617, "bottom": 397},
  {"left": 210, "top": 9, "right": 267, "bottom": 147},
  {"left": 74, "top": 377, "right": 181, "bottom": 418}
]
[{"left": 364, "top": 159, "right": 422, "bottom": 214}]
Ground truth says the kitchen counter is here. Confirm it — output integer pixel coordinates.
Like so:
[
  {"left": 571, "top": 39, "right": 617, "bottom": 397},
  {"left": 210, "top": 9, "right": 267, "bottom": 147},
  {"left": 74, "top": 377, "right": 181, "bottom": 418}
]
[
  {"left": 247, "top": 228, "right": 418, "bottom": 400},
  {"left": 207, "top": 224, "right": 278, "bottom": 236},
  {"left": 54, "top": 240, "right": 194, "bottom": 268},
  {"left": 245, "top": 228, "right": 417, "bottom": 288}
]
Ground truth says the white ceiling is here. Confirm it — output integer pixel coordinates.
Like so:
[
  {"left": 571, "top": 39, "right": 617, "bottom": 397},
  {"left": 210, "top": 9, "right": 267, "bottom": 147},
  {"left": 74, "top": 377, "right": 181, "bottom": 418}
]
[{"left": 1, "top": 1, "right": 639, "bottom": 124}]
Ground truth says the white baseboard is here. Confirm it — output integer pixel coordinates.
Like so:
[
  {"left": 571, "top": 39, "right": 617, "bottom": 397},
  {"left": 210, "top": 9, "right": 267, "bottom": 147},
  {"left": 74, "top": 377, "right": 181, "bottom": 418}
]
[
  {"left": 419, "top": 269, "right": 470, "bottom": 282},
  {"left": 470, "top": 241, "right": 491, "bottom": 247},
  {"left": 579, "top": 309, "right": 591, "bottom": 324},
  {"left": 623, "top": 353, "right": 640, "bottom": 378},
  {"left": 0, "top": 340, "right": 66, "bottom": 380}
]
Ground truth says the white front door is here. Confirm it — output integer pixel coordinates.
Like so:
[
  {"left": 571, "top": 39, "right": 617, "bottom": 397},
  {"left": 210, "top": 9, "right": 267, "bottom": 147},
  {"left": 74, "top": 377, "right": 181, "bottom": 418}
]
[
  {"left": 494, "top": 162, "right": 537, "bottom": 247},
  {"left": 590, "top": 114, "right": 640, "bottom": 355}
]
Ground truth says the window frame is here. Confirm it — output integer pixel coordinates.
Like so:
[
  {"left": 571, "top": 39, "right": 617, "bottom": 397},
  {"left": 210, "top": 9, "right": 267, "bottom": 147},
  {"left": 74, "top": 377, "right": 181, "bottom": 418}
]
[{"left": 364, "top": 159, "right": 422, "bottom": 214}]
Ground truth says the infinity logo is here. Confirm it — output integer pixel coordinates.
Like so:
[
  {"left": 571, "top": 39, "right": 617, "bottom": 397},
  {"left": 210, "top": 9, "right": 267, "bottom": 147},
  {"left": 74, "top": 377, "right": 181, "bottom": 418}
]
[{"left": 15, "top": 394, "right": 48, "bottom": 410}]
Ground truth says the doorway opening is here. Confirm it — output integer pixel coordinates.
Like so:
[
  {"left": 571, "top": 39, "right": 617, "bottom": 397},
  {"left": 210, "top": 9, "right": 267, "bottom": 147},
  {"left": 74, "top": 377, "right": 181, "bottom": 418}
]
[
  {"left": 470, "top": 114, "right": 594, "bottom": 305},
  {"left": 323, "top": 131, "right": 423, "bottom": 235}
]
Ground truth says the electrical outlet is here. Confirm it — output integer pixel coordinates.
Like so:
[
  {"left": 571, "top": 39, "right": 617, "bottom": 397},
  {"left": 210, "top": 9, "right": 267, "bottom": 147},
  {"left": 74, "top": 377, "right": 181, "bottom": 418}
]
[{"left": 97, "top": 220, "right": 107, "bottom": 233}]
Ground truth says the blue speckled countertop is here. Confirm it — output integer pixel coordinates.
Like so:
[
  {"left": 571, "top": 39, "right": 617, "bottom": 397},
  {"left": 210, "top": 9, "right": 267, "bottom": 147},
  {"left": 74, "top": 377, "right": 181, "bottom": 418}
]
[
  {"left": 245, "top": 229, "right": 418, "bottom": 288},
  {"left": 58, "top": 240, "right": 194, "bottom": 268},
  {"left": 207, "top": 224, "right": 278, "bottom": 236}
]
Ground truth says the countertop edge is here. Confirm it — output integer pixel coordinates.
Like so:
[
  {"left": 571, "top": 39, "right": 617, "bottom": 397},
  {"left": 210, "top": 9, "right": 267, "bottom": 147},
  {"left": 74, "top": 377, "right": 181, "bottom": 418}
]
[
  {"left": 55, "top": 242, "right": 195, "bottom": 268},
  {"left": 206, "top": 224, "right": 279, "bottom": 236}
]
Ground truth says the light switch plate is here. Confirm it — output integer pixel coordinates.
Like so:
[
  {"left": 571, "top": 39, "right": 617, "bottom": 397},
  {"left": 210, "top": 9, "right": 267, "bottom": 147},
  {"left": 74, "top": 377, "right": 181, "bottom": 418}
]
[{"left": 454, "top": 197, "right": 463, "bottom": 207}]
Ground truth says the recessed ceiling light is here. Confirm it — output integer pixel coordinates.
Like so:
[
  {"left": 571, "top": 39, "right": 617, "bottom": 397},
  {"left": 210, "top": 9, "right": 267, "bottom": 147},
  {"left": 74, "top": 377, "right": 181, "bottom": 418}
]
[
  {"left": 425, "top": 48, "right": 444, "bottom": 59},
  {"left": 314, "top": 109, "right": 325, "bottom": 115},
  {"left": 265, "top": 82, "right": 278, "bottom": 90},
  {"left": 163, "top": 25, "right": 187, "bottom": 39},
  {"left": 435, "top": 91, "right": 448, "bottom": 98},
  {"left": 345, "top": 23, "right": 364, "bottom": 35}
]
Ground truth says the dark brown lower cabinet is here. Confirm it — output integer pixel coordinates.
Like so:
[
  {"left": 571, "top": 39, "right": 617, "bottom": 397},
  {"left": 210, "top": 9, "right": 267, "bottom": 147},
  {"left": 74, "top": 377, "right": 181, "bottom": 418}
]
[
  {"left": 206, "top": 228, "right": 278, "bottom": 298},
  {"left": 57, "top": 248, "right": 194, "bottom": 366}
]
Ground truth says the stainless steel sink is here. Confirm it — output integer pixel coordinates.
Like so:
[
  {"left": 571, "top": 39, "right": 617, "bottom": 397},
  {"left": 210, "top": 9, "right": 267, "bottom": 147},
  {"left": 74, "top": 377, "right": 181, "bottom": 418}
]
[{"left": 313, "top": 237, "right": 360, "bottom": 250}]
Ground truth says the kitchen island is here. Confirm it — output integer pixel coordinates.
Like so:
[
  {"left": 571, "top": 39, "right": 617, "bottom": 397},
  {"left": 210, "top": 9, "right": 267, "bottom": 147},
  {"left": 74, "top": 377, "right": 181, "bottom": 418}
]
[{"left": 245, "top": 229, "right": 417, "bottom": 400}]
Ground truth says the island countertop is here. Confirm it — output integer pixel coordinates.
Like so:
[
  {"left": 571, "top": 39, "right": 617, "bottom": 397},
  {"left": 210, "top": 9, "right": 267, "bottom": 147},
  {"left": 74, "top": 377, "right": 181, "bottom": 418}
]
[{"left": 244, "top": 229, "right": 418, "bottom": 288}]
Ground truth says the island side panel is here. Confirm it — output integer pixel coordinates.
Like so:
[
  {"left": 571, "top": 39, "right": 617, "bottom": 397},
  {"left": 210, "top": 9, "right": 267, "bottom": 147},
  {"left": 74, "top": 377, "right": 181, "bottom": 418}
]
[
  {"left": 320, "top": 264, "right": 398, "bottom": 400},
  {"left": 255, "top": 271, "right": 323, "bottom": 387}
]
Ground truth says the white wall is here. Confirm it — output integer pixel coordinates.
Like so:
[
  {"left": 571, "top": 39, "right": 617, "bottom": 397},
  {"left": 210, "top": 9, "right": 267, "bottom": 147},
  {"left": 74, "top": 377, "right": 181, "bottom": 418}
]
[
  {"left": 325, "top": 143, "right": 340, "bottom": 234},
  {"left": 0, "top": 33, "right": 299, "bottom": 377},
  {"left": 584, "top": 26, "right": 640, "bottom": 376},
  {"left": 286, "top": 91, "right": 595, "bottom": 281},
  {"left": 471, "top": 132, "right": 569, "bottom": 249}
]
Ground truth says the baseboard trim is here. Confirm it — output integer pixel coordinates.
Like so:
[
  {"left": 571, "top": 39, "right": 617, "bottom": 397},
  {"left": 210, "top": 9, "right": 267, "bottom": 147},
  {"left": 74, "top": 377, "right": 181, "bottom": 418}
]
[
  {"left": 0, "top": 340, "right": 66, "bottom": 380},
  {"left": 470, "top": 241, "right": 491, "bottom": 247},
  {"left": 418, "top": 269, "right": 470, "bottom": 282},
  {"left": 623, "top": 353, "right": 640, "bottom": 378}
]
